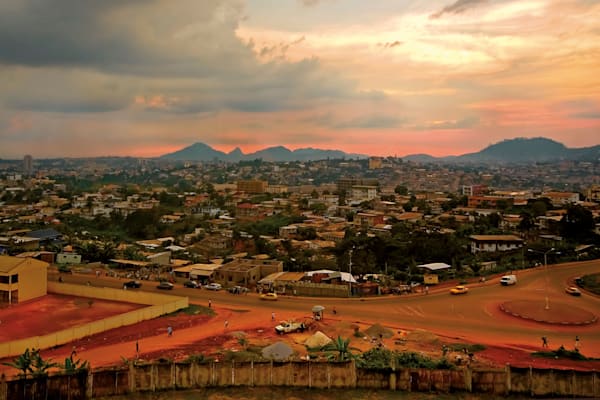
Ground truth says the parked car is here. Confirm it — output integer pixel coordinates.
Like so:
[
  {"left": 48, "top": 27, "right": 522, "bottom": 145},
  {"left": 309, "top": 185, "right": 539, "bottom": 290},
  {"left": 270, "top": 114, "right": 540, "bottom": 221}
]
[
  {"left": 565, "top": 286, "right": 582, "bottom": 296},
  {"left": 204, "top": 283, "right": 222, "bottom": 291},
  {"left": 260, "top": 292, "right": 278, "bottom": 301},
  {"left": 275, "top": 320, "right": 306, "bottom": 334},
  {"left": 500, "top": 275, "right": 517, "bottom": 286},
  {"left": 450, "top": 285, "right": 469, "bottom": 295},
  {"left": 123, "top": 280, "right": 142, "bottom": 289},
  {"left": 156, "top": 281, "right": 174, "bottom": 290},
  {"left": 228, "top": 285, "right": 249, "bottom": 294},
  {"left": 183, "top": 280, "right": 199, "bottom": 288}
]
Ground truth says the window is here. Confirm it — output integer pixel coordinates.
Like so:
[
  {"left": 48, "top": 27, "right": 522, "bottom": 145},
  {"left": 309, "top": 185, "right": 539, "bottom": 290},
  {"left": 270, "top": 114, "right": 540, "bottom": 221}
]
[
  {"left": 11, "top": 274, "right": 18, "bottom": 283},
  {"left": 0, "top": 276, "right": 9, "bottom": 284}
]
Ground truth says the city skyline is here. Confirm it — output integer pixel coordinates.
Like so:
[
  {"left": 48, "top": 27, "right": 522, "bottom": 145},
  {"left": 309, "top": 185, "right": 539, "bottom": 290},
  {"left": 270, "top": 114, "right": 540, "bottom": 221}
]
[{"left": 1, "top": 0, "right": 599, "bottom": 158}]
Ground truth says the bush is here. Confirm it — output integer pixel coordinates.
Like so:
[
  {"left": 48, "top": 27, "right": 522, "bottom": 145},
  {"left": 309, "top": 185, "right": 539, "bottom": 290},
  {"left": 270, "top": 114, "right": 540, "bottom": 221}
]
[{"left": 532, "top": 346, "right": 591, "bottom": 361}]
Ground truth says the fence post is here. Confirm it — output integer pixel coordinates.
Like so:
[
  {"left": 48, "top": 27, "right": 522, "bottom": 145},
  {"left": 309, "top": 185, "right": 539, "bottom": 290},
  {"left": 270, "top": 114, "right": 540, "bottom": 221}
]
[
  {"left": 86, "top": 370, "right": 93, "bottom": 400},
  {"left": 171, "top": 361, "right": 176, "bottom": 389},
  {"left": 464, "top": 367, "right": 472, "bottom": 392},
  {"left": 0, "top": 373, "right": 7, "bottom": 400},
  {"left": 231, "top": 361, "right": 235, "bottom": 386},
  {"left": 529, "top": 366, "right": 533, "bottom": 397},
  {"left": 505, "top": 363, "right": 511, "bottom": 396},
  {"left": 129, "top": 363, "right": 136, "bottom": 393},
  {"left": 389, "top": 356, "right": 397, "bottom": 390}
]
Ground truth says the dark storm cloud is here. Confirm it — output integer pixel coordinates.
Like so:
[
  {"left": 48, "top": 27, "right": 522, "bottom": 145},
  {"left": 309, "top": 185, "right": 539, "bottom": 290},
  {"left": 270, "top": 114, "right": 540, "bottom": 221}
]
[
  {"left": 0, "top": 1, "right": 151, "bottom": 67},
  {"left": 0, "top": 0, "right": 368, "bottom": 115},
  {"left": 430, "top": 0, "right": 489, "bottom": 19}
]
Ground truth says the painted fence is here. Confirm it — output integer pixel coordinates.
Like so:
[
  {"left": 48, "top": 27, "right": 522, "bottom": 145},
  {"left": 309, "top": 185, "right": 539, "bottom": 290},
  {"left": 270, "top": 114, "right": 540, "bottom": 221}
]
[{"left": 1, "top": 361, "right": 599, "bottom": 400}]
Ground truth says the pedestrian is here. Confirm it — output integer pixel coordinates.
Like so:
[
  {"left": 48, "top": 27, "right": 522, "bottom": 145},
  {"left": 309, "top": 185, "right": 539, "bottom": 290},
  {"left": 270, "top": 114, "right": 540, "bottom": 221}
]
[
  {"left": 224, "top": 320, "right": 229, "bottom": 329},
  {"left": 541, "top": 336, "right": 548, "bottom": 348},
  {"left": 208, "top": 299, "right": 212, "bottom": 308},
  {"left": 135, "top": 340, "right": 139, "bottom": 358},
  {"left": 271, "top": 312, "right": 275, "bottom": 321},
  {"left": 575, "top": 335, "right": 580, "bottom": 350},
  {"left": 425, "top": 286, "right": 429, "bottom": 295},
  {"left": 332, "top": 307, "right": 337, "bottom": 315},
  {"left": 167, "top": 325, "right": 173, "bottom": 337}
]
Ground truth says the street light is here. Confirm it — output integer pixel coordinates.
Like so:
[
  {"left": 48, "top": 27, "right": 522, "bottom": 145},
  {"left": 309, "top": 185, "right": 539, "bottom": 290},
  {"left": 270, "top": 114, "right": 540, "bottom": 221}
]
[{"left": 528, "top": 247, "right": 557, "bottom": 310}]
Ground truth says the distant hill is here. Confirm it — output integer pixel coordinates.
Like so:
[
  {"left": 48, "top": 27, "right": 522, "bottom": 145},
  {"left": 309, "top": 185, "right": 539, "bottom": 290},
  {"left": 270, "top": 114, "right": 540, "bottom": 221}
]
[
  {"left": 404, "top": 137, "right": 600, "bottom": 163},
  {"left": 160, "top": 143, "right": 368, "bottom": 162},
  {"left": 161, "top": 137, "right": 599, "bottom": 163}
]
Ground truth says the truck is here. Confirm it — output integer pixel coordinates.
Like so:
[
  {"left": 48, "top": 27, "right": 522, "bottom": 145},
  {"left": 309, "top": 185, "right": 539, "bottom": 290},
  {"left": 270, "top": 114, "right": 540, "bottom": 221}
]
[
  {"left": 275, "top": 320, "right": 307, "bottom": 334},
  {"left": 500, "top": 274, "right": 517, "bottom": 286}
]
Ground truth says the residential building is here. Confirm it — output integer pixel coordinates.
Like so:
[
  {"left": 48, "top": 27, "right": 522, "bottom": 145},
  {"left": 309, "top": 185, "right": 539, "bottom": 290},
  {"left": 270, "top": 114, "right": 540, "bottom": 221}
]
[
  {"left": 0, "top": 256, "right": 48, "bottom": 305},
  {"left": 237, "top": 180, "right": 267, "bottom": 194},
  {"left": 542, "top": 191, "right": 579, "bottom": 207},
  {"left": 214, "top": 259, "right": 283, "bottom": 286},
  {"left": 469, "top": 235, "right": 524, "bottom": 253}
]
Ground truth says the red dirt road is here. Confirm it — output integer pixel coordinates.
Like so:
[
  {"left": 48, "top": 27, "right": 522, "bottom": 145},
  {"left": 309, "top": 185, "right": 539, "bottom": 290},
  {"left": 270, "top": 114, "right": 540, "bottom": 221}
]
[{"left": 1, "top": 260, "right": 599, "bottom": 377}]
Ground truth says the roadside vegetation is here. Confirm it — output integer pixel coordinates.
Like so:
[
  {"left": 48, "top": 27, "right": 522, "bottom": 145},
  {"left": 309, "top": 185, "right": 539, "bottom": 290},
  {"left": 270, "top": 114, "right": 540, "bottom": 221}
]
[{"left": 578, "top": 273, "right": 600, "bottom": 295}]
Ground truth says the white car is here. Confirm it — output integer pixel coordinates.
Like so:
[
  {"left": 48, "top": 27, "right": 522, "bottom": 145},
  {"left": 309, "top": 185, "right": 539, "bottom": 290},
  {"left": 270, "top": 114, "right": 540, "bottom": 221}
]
[
  {"left": 500, "top": 275, "right": 517, "bottom": 286},
  {"left": 204, "top": 283, "right": 222, "bottom": 291}
]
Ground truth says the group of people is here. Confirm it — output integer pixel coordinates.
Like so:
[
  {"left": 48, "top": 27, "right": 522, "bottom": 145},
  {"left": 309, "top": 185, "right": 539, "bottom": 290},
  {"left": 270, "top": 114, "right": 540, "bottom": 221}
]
[{"left": 541, "top": 335, "right": 580, "bottom": 350}]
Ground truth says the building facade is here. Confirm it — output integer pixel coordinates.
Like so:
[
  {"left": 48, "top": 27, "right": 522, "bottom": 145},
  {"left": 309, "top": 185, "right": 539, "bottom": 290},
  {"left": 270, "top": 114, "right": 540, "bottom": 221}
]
[{"left": 0, "top": 256, "right": 48, "bottom": 305}]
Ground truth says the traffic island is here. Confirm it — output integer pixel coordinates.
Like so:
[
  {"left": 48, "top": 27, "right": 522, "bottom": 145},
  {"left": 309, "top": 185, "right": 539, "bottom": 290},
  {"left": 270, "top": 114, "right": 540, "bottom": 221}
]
[{"left": 500, "top": 300, "right": 597, "bottom": 325}]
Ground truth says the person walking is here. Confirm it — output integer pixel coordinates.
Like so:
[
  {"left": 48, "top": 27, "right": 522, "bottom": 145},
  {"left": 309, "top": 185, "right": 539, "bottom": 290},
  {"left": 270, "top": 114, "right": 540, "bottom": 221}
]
[
  {"left": 575, "top": 335, "right": 580, "bottom": 350},
  {"left": 224, "top": 320, "right": 229, "bottom": 330},
  {"left": 541, "top": 336, "right": 548, "bottom": 348},
  {"left": 167, "top": 325, "right": 173, "bottom": 337},
  {"left": 135, "top": 340, "right": 139, "bottom": 359},
  {"left": 271, "top": 312, "right": 275, "bottom": 321},
  {"left": 208, "top": 299, "right": 212, "bottom": 308}
]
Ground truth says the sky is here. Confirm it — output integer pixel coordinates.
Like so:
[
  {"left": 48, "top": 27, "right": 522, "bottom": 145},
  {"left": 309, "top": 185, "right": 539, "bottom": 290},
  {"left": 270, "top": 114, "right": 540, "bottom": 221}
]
[{"left": 1, "top": 0, "right": 599, "bottom": 159}]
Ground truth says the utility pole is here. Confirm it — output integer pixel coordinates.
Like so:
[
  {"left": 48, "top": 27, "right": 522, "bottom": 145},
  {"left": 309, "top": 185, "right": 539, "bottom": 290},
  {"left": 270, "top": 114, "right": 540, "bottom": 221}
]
[
  {"left": 528, "top": 247, "right": 557, "bottom": 310},
  {"left": 348, "top": 246, "right": 354, "bottom": 296}
]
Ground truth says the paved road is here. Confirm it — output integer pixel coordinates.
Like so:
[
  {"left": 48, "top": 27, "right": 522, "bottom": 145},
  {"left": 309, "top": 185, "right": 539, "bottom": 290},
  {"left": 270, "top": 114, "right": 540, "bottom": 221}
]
[{"left": 54, "top": 259, "right": 600, "bottom": 357}]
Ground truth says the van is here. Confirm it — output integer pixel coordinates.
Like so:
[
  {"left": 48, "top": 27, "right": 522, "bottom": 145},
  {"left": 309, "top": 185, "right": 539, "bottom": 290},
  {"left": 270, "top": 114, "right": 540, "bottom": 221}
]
[{"left": 500, "top": 275, "right": 517, "bottom": 286}]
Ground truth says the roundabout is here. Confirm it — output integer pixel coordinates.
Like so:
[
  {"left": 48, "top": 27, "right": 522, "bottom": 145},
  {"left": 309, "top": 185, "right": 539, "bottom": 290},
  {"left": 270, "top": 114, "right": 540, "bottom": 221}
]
[{"left": 499, "top": 300, "right": 598, "bottom": 325}]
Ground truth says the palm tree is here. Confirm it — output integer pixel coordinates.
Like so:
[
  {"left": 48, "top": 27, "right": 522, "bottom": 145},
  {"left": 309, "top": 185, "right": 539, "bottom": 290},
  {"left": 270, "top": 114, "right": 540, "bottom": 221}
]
[
  {"left": 2, "top": 348, "right": 58, "bottom": 378},
  {"left": 2, "top": 348, "right": 34, "bottom": 378},
  {"left": 323, "top": 336, "right": 356, "bottom": 361},
  {"left": 30, "top": 348, "right": 57, "bottom": 377},
  {"left": 61, "top": 356, "right": 90, "bottom": 374}
]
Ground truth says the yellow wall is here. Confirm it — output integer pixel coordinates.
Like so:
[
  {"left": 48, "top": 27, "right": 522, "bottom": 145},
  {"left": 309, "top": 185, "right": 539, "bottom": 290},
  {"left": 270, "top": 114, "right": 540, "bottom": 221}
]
[
  {"left": 16, "top": 258, "right": 48, "bottom": 302},
  {"left": 0, "top": 283, "right": 188, "bottom": 359}
]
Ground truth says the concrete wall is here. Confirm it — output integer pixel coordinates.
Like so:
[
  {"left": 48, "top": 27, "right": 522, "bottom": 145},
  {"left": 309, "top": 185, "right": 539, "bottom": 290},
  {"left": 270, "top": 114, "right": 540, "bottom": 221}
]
[
  {"left": 0, "top": 283, "right": 188, "bottom": 359},
  {"left": 2, "top": 361, "right": 599, "bottom": 400}
]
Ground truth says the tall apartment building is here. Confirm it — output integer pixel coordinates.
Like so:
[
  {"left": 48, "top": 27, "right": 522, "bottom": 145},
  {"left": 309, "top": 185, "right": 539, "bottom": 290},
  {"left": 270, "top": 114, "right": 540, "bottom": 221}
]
[
  {"left": 236, "top": 180, "right": 267, "bottom": 194},
  {"left": 23, "top": 155, "right": 33, "bottom": 176},
  {"left": 337, "top": 177, "right": 378, "bottom": 193},
  {"left": 368, "top": 157, "right": 382, "bottom": 169}
]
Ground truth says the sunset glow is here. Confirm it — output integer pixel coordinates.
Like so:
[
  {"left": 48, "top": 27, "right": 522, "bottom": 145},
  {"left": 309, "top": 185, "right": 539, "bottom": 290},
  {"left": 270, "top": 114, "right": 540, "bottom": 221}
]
[{"left": 0, "top": 0, "right": 599, "bottom": 158}]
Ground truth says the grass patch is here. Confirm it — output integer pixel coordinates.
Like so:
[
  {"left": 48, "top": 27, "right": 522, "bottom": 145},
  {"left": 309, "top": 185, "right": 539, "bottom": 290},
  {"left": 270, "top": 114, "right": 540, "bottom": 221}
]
[
  {"left": 166, "top": 304, "right": 214, "bottom": 317},
  {"left": 447, "top": 343, "right": 486, "bottom": 353},
  {"left": 579, "top": 273, "right": 600, "bottom": 295},
  {"left": 532, "top": 346, "right": 595, "bottom": 361}
]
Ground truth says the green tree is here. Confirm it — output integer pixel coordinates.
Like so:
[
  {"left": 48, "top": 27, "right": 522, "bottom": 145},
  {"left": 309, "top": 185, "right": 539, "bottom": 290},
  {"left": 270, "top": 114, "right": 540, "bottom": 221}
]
[
  {"left": 30, "top": 349, "right": 57, "bottom": 377},
  {"left": 2, "top": 348, "right": 34, "bottom": 378},
  {"left": 3, "top": 348, "right": 57, "bottom": 378},
  {"left": 394, "top": 185, "right": 408, "bottom": 195},
  {"left": 323, "top": 336, "right": 356, "bottom": 361},
  {"left": 560, "top": 204, "right": 596, "bottom": 242},
  {"left": 61, "top": 356, "right": 90, "bottom": 374}
]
